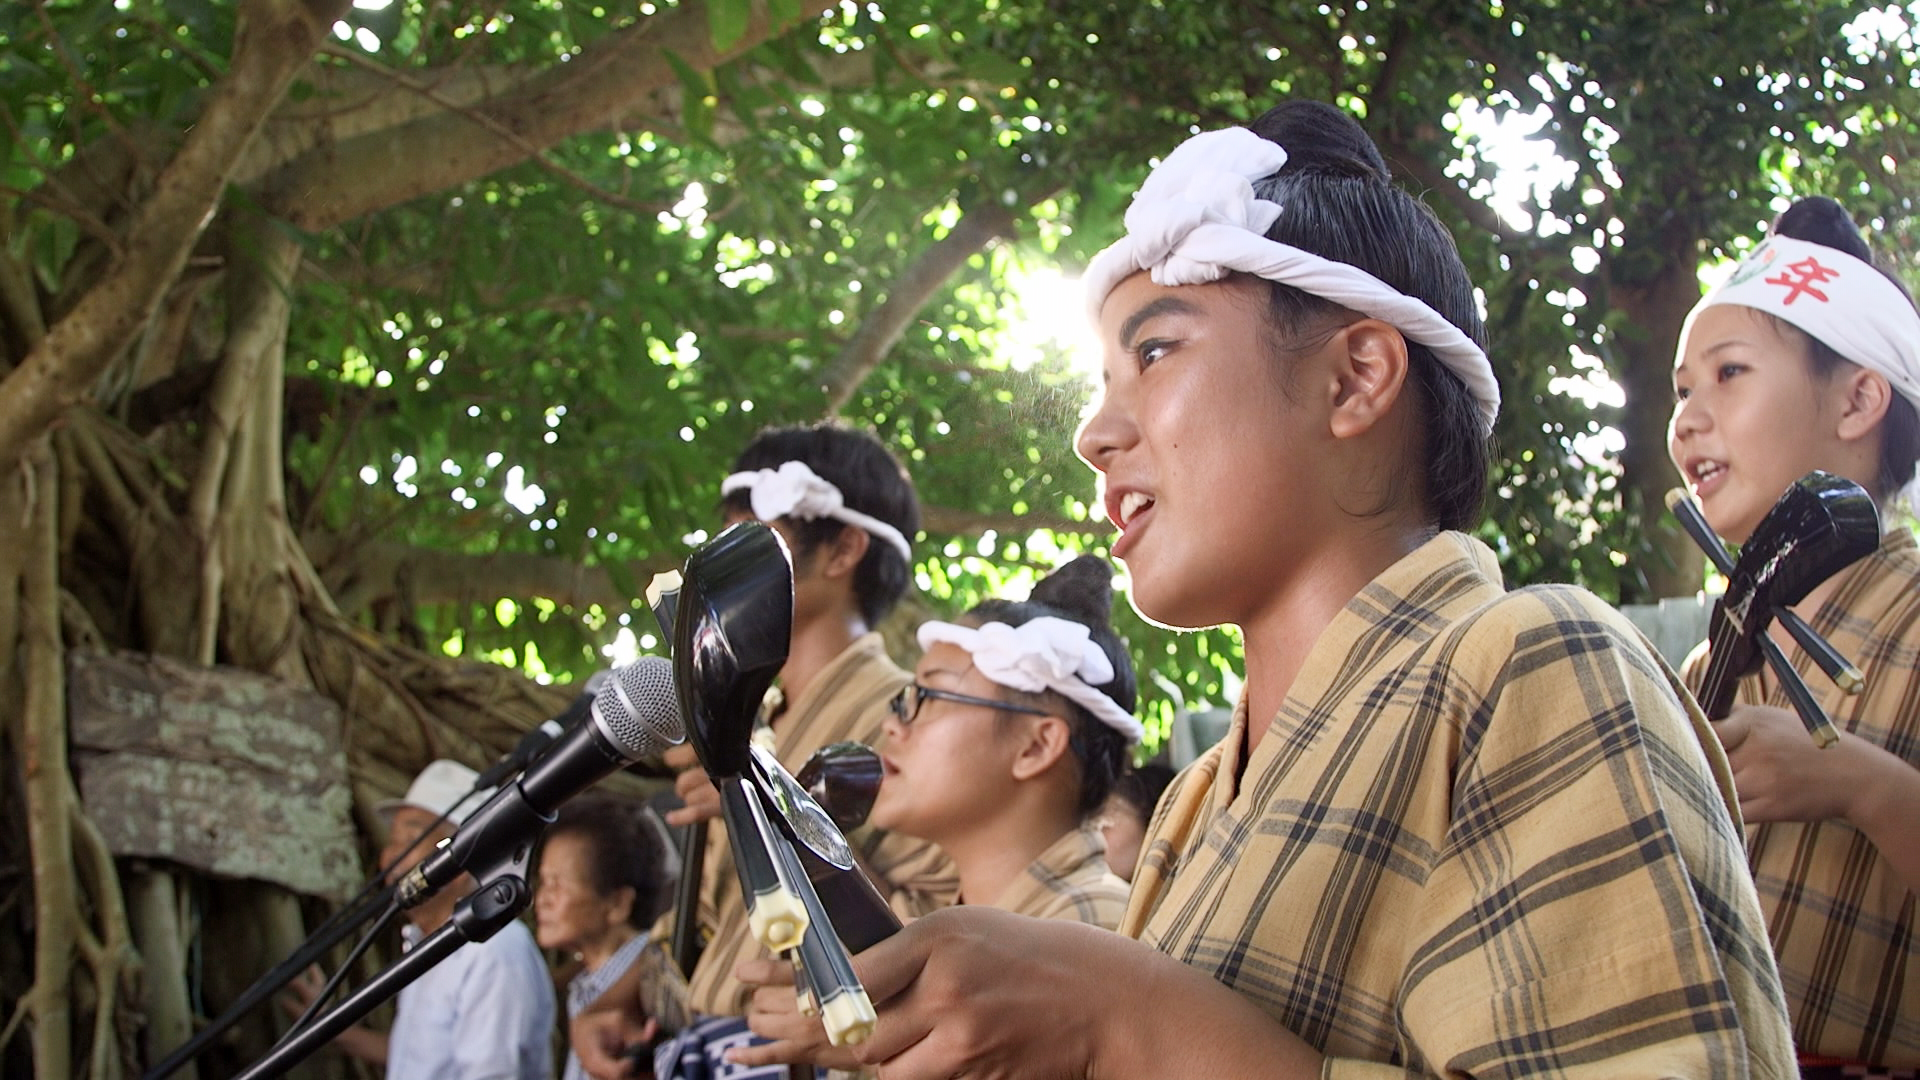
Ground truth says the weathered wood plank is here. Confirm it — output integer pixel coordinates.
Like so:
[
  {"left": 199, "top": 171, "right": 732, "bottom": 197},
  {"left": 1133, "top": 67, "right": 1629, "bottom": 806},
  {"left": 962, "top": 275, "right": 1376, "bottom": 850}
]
[{"left": 67, "top": 651, "right": 359, "bottom": 899}]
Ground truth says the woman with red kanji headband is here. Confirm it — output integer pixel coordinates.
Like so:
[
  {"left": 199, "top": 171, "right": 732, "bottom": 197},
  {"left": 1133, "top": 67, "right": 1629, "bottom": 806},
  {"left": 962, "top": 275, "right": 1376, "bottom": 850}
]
[
  {"left": 821, "top": 99, "right": 1796, "bottom": 1080},
  {"left": 1670, "top": 197, "right": 1920, "bottom": 1076}
]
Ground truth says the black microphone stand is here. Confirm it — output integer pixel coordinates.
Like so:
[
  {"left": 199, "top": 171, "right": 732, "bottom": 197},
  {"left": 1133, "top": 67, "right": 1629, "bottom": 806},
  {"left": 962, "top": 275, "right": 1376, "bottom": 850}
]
[
  {"left": 229, "top": 872, "right": 534, "bottom": 1080},
  {"left": 647, "top": 571, "right": 709, "bottom": 979}
]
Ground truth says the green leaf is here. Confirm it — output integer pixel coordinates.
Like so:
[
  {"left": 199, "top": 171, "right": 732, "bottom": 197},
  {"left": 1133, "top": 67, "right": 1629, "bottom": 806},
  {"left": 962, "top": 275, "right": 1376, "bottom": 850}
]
[
  {"left": 708, "top": 0, "right": 751, "bottom": 52},
  {"left": 661, "top": 48, "right": 717, "bottom": 142}
]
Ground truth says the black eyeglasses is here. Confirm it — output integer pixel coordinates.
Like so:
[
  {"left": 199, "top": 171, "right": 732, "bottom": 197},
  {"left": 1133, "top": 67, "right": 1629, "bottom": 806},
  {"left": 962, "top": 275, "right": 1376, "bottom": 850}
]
[{"left": 889, "top": 683, "right": 1052, "bottom": 726}]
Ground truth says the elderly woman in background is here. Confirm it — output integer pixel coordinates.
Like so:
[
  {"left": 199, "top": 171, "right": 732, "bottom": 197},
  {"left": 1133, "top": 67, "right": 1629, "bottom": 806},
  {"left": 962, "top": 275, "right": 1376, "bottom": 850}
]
[{"left": 535, "top": 796, "right": 670, "bottom": 1080}]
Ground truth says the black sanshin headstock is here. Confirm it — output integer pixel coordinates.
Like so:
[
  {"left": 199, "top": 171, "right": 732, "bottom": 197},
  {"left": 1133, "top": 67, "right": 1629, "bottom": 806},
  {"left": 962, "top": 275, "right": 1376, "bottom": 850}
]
[
  {"left": 673, "top": 520, "right": 794, "bottom": 780},
  {"left": 1699, "top": 471, "right": 1878, "bottom": 720}
]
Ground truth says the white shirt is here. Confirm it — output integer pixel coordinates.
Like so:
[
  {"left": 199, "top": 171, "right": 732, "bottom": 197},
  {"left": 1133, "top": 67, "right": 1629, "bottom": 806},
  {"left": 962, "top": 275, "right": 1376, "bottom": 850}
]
[{"left": 388, "top": 918, "right": 556, "bottom": 1080}]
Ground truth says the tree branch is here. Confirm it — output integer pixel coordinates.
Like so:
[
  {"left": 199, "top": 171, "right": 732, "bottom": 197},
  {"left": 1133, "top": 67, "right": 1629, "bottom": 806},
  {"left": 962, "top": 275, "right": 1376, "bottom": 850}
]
[
  {"left": 0, "top": 183, "right": 124, "bottom": 256},
  {"left": 309, "top": 498, "right": 1096, "bottom": 617},
  {"left": 307, "top": 534, "right": 678, "bottom": 614},
  {"left": 310, "top": 43, "right": 674, "bottom": 216},
  {"left": 258, "top": 0, "right": 841, "bottom": 232},
  {"left": 231, "top": 59, "right": 540, "bottom": 185},
  {"left": 1370, "top": 16, "right": 1412, "bottom": 105},
  {"left": 0, "top": 0, "right": 354, "bottom": 478},
  {"left": 819, "top": 200, "right": 1021, "bottom": 413}
]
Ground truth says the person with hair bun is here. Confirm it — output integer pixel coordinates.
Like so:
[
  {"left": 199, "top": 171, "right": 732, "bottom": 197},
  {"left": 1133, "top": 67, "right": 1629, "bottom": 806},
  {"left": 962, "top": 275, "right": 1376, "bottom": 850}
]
[
  {"left": 724, "top": 555, "right": 1138, "bottom": 1071},
  {"left": 572, "top": 423, "right": 957, "bottom": 1080},
  {"left": 866, "top": 552, "right": 1139, "bottom": 910},
  {"left": 830, "top": 100, "right": 1794, "bottom": 1080},
  {"left": 1670, "top": 196, "right": 1920, "bottom": 1075}
]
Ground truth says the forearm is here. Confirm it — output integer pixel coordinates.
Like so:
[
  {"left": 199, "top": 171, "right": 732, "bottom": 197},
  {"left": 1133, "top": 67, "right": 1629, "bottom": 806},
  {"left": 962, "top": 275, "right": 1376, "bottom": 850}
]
[
  {"left": 1848, "top": 739, "right": 1920, "bottom": 894},
  {"left": 333, "top": 1025, "right": 389, "bottom": 1066},
  {"left": 1100, "top": 938, "right": 1322, "bottom": 1080}
]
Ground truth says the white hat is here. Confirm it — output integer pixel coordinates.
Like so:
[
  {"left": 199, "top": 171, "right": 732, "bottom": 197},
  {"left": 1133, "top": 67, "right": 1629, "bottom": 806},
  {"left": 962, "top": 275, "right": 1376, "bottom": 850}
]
[{"left": 375, "top": 759, "right": 492, "bottom": 826}]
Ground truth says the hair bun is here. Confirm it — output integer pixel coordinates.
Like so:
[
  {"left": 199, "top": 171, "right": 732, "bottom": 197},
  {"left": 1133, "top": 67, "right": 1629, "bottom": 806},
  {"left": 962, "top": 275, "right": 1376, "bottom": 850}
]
[
  {"left": 1771, "top": 197, "right": 1873, "bottom": 262},
  {"left": 1247, "top": 100, "right": 1390, "bottom": 182},
  {"left": 1028, "top": 555, "right": 1115, "bottom": 627}
]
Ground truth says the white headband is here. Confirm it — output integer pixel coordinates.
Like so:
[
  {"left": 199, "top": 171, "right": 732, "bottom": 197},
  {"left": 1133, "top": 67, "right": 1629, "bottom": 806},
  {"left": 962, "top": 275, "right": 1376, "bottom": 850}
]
[
  {"left": 916, "top": 616, "right": 1143, "bottom": 744},
  {"left": 1083, "top": 126, "right": 1500, "bottom": 434},
  {"left": 721, "top": 460, "right": 913, "bottom": 562},
  {"left": 1685, "top": 235, "right": 1920, "bottom": 504}
]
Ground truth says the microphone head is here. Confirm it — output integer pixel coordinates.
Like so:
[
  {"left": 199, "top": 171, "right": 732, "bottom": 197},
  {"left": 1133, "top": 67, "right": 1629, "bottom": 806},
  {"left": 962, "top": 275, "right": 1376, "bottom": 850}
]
[{"left": 592, "top": 656, "right": 684, "bottom": 760}]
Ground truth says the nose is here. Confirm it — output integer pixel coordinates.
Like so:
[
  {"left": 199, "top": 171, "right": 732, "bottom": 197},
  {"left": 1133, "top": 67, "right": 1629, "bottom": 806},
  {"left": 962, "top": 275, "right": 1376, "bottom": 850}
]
[
  {"left": 1074, "top": 381, "right": 1138, "bottom": 471},
  {"left": 1668, "top": 389, "right": 1709, "bottom": 448}
]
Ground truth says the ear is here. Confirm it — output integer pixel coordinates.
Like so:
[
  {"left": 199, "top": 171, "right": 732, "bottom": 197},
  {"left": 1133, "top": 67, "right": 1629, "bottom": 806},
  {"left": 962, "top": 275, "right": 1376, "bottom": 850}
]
[
  {"left": 1834, "top": 366, "right": 1894, "bottom": 443},
  {"left": 1008, "top": 714, "right": 1072, "bottom": 782},
  {"left": 819, "top": 523, "right": 872, "bottom": 581},
  {"left": 607, "top": 885, "right": 636, "bottom": 930},
  {"left": 1324, "top": 319, "right": 1411, "bottom": 440}
]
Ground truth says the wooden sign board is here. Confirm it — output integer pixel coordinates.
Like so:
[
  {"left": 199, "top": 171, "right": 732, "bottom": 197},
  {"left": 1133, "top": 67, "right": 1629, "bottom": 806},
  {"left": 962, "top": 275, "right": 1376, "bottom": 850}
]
[{"left": 68, "top": 651, "right": 360, "bottom": 900}]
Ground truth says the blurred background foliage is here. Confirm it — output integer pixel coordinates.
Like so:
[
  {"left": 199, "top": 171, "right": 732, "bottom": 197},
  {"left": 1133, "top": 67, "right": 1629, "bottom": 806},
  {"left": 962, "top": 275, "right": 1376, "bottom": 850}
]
[{"left": 7, "top": 0, "right": 1920, "bottom": 758}]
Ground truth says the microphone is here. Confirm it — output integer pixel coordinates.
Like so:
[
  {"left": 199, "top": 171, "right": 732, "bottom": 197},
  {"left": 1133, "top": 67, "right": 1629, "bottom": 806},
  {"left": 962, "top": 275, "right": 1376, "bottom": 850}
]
[
  {"left": 474, "top": 670, "right": 611, "bottom": 788},
  {"left": 396, "top": 657, "right": 682, "bottom": 908}
]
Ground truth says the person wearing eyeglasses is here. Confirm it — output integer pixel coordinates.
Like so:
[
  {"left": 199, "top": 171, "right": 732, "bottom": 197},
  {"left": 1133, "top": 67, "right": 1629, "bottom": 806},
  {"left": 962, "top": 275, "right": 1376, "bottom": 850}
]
[
  {"left": 572, "top": 423, "right": 958, "bottom": 1080},
  {"left": 870, "top": 554, "right": 1137, "bottom": 921},
  {"left": 721, "top": 554, "right": 1139, "bottom": 1073}
]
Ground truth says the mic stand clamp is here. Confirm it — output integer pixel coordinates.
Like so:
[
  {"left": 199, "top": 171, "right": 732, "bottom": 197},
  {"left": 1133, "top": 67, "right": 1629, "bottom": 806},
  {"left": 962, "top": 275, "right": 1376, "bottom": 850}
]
[
  {"left": 396, "top": 779, "right": 551, "bottom": 908},
  {"left": 231, "top": 873, "right": 533, "bottom": 1080}
]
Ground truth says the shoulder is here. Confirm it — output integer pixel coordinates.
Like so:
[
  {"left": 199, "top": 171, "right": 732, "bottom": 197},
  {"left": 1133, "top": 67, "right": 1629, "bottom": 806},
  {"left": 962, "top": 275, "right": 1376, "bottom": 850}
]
[
  {"left": 1027, "top": 864, "right": 1132, "bottom": 929},
  {"left": 1428, "top": 583, "right": 1702, "bottom": 754},
  {"left": 1417, "top": 582, "right": 1670, "bottom": 696},
  {"left": 821, "top": 634, "right": 910, "bottom": 718},
  {"left": 1860, "top": 531, "right": 1920, "bottom": 633}
]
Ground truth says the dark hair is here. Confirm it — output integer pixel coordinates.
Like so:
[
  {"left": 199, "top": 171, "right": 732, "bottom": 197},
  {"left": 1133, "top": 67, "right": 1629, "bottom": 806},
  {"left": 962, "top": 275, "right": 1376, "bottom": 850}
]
[
  {"left": 545, "top": 797, "right": 667, "bottom": 930},
  {"left": 1243, "top": 101, "right": 1492, "bottom": 532},
  {"left": 1110, "top": 762, "right": 1176, "bottom": 822},
  {"left": 722, "top": 423, "right": 920, "bottom": 625},
  {"left": 965, "top": 555, "right": 1136, "bottom": 819},
  {"left": 1767, "top": 196, "right": 1920, "bottom": 504}
]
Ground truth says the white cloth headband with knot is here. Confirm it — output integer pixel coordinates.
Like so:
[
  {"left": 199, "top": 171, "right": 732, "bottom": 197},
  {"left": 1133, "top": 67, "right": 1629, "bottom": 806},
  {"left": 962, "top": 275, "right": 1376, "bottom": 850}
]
[
  {"left": 1082, "top": 126, "right": 1500, "bottom": 434},
  {"left": 720, "top": 460, "right": 913, "bottom": 561},
  {"left": 1685, "top": 234, "right": 1920, "bottom": 506},
  {"left": 916, "top": 616, "right": 1143, "bottom": 744}
]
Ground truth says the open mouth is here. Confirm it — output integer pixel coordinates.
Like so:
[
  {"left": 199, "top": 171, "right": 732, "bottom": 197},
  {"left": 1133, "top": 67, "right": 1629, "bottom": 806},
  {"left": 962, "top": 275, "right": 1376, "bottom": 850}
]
[
  {"left": 1116, "top": 491, "right": 1156, "bottom": 530},
  {"left": 1688, "top": 459, "right": 1727, "bottom": 491}
]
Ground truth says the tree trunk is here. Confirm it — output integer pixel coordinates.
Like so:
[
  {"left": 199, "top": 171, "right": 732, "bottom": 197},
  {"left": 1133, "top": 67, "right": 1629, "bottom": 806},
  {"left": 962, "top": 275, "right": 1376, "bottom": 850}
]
[
  {"left": 1608, "top": 242, "right": 1707, "bottom": 602},
  {"left": 18, "top": 443, "right": 75, "bottom": 1080},
  {"left": 198, "top": 879, "right": 329, "bottom": 1080},
  {"left": 126, "top": 866, "right": 197, "bottom": 1080}
]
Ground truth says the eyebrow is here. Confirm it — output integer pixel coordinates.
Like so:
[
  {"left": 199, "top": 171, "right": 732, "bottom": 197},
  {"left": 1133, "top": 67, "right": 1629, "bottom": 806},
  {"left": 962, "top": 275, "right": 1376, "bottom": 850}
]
[
  {"left": 1675, "top": 338, "right": 1756, "bottom": 373},
  {"left": 1117, "top": 296, "right": 1203, "bottom": 351}
]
